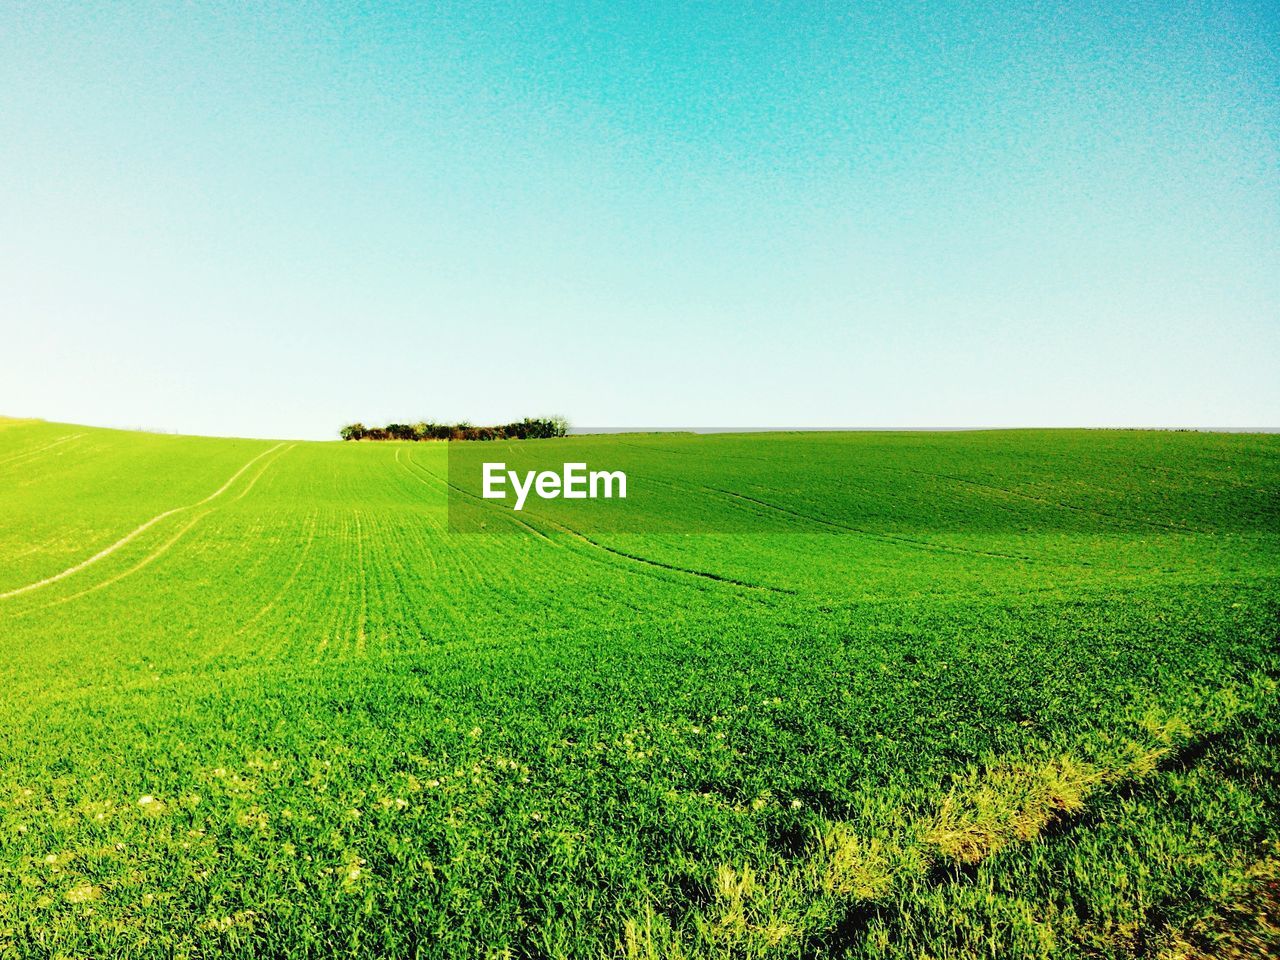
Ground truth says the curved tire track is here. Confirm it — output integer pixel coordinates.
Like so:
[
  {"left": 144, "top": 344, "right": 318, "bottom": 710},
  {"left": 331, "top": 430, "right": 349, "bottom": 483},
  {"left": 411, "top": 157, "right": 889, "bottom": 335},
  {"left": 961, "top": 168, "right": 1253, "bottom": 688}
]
[{"left": 0, "top": 443, "right": 284, "bottom": 600}]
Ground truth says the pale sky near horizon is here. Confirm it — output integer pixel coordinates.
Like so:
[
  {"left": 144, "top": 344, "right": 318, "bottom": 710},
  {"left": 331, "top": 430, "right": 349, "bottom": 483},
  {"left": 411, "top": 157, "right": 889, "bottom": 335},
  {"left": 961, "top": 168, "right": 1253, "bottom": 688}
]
[{"left": 2, "top": 1, "right": 1277, "bottom": 440}]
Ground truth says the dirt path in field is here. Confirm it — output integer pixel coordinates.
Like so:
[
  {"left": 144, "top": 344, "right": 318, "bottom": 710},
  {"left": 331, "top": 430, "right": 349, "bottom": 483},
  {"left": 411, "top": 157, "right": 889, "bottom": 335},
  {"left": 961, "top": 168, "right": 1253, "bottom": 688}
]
[
  {"left": 234, "top": 443, "right": 296, "bottom": 500},
  {"left": 0, "top": 432, "right": 85, "bottom": 468},
  {"left": 0, "top": 442, "right": 286, "bottom": 601},
  {"left": 19, "top": 509, "right": 215, "bottom": 612}
]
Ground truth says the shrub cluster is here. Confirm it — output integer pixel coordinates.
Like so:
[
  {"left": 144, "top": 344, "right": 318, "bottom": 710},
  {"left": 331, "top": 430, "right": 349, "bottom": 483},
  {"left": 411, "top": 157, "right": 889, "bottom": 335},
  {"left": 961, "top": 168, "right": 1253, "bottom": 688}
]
[{"left": 340, "top": 418, "right": 568, "bottom": 442}]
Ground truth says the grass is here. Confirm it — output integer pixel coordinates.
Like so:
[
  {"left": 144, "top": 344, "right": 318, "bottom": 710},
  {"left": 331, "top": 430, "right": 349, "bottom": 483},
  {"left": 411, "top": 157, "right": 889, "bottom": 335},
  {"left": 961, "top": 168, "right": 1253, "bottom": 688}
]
[{"left": 0, "top": 418, "right": 1277, "bottom": 958}]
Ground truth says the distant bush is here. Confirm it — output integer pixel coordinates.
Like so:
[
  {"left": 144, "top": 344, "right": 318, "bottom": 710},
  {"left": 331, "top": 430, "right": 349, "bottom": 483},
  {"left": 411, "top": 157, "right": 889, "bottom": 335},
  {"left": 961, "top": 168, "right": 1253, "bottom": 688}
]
[{"left": 340, "top": 417, "right": 569, "bottom": 442}]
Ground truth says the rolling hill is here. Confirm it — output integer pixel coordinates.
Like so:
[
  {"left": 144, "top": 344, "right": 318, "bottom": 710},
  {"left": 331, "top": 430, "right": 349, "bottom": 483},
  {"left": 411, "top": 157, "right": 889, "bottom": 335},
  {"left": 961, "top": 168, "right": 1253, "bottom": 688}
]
[{"left": 1, "top": 417, "right": 1278, "bottom": 958}]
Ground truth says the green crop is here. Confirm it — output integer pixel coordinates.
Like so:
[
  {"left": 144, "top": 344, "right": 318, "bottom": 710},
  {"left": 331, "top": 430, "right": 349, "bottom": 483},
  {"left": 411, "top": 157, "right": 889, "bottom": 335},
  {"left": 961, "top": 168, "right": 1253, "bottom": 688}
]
[{"left": 1, "top": 417, "right": 1277, "bottom": 958}]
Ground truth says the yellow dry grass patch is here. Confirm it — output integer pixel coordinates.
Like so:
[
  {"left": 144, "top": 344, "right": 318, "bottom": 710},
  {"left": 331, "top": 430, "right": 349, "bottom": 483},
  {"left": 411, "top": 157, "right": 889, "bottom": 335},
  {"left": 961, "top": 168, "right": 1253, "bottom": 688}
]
[
  {"left": 64, "top": 884, "right": 100, "bottom": 904},
  {"left": 621, "top": 904, "right": 688, "bottom": 960},
  {"left": 924, "top": 756, "right": 1105, "bottom": 865},
  {"left": 816, "top": 823, "right": 897, "bottom": 900}
]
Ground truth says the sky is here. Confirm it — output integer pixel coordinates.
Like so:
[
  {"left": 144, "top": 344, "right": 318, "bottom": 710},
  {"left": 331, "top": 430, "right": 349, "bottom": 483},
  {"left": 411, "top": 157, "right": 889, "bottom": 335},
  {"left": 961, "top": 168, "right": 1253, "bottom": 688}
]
[{"left": 1, "top": 1, "right": 1277, "bottom": 439}]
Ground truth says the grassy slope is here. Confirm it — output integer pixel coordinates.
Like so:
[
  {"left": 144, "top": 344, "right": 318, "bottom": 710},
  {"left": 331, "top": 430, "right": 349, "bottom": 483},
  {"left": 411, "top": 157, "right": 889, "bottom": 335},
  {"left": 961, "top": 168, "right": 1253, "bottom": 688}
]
[{"left": 0, "top": 420, "right": 1277, "bottom": 958}]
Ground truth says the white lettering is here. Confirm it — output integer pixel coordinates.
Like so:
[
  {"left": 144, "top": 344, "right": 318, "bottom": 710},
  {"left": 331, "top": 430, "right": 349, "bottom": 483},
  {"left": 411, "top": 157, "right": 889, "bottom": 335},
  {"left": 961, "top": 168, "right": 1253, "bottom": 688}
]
[
  {"left": 590, "top": 470, "right": 627, "bottom": 499},
  {"left": 509, "top": 469, "right": 537, "bottom": 512},
  {"left": 482, "top": 462, "right": 506, "bottom": 499},
  {"left": 562, "top": 462, "right": 587, "bottom": 498},
  {"left": 481, "top": 463, "right": 628, "bottom": 510},
  {"left": 535, "top": 471, "right": 561, "bottom": 499}
]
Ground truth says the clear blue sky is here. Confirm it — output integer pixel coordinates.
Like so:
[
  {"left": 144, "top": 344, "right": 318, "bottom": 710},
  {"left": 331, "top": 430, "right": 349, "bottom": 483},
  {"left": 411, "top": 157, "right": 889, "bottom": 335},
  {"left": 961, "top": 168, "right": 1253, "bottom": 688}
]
[{"left": 2, "top": 1, "right": 1277, "bottom": 439}]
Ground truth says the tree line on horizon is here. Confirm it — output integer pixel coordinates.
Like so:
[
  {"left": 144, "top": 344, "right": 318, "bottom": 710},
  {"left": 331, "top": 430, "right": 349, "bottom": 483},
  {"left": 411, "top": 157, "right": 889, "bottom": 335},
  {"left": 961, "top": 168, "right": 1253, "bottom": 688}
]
[{"left": 340, "top": 417, "right": 569, "bottom": 442}]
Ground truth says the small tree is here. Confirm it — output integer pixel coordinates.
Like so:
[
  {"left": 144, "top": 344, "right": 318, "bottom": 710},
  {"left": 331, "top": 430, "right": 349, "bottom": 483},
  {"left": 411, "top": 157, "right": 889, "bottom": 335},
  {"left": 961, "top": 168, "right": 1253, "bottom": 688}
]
[{"left": 340, "top": 423, "right": 366, "bottom": 441}]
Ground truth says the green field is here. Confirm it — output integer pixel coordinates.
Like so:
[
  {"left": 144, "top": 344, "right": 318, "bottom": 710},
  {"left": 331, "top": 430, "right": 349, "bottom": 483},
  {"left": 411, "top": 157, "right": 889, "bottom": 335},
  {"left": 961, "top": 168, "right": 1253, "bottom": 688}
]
[{"left": 1, "top": 417, "right": 1278, "bottom": 959}]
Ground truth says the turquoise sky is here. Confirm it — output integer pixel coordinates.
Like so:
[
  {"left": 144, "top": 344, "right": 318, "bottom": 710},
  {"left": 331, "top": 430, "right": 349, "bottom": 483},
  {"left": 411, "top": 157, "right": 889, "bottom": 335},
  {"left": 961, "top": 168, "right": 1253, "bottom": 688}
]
[{"left": 2, "top": 1, "right": 1277, "bottom": 438}]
